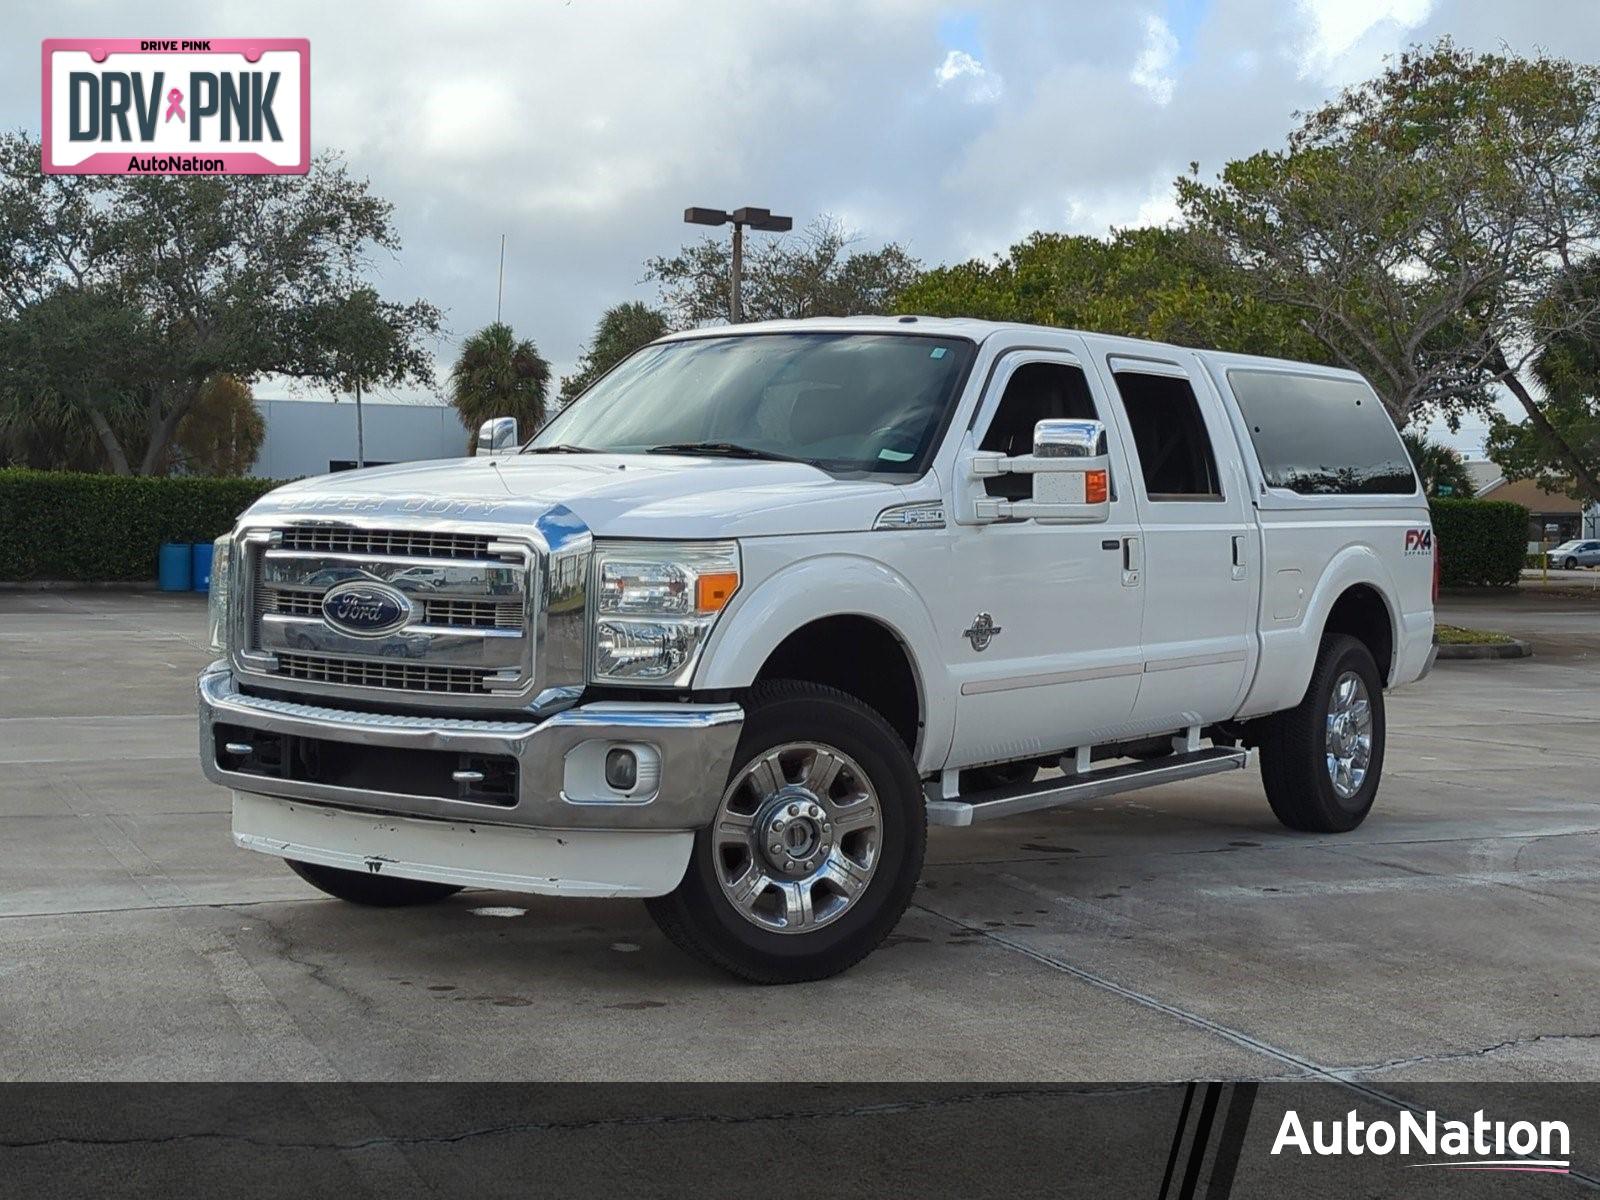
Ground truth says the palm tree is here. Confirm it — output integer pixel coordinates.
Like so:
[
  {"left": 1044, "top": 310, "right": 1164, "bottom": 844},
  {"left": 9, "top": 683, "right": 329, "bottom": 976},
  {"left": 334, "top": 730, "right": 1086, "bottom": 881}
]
[
  {"left": 1401, "top": 431, "right": 1476, "bottom": 499},
  {"left": 448, "top": 323, "right": 551, "bottom": 454}
]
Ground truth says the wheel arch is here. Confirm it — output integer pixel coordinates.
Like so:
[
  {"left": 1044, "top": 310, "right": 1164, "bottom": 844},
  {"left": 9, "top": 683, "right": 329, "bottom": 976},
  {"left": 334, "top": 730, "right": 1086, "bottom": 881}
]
[
  {"left": 1239, "top": 544, "right": 1404, "bottom": 719},
  {"left": 694, "top": 554, "right": 945, "bottom": 768},
  {"left": 1322, "top": 581, "right": 1396, "bottom": 685}
]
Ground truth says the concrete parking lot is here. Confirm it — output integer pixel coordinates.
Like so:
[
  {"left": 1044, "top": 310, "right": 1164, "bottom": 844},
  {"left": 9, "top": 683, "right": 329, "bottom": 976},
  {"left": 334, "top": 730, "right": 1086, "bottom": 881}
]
[{"left": 2, "top": 589, "right": 1597, "bottom": 1082}]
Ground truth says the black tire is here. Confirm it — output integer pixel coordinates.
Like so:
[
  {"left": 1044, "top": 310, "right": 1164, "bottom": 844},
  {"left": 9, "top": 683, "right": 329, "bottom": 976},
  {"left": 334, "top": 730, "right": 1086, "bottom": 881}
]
[
  {"left": 1258, "top": 633, "right": 1386, "bottom": 833},
  {"left": 285, "top": 858, "right": 463, "bottom": 907},
  {"left": 1565, "top": 556, "right": 1579, "bottom": 570},
  {"left": 645, "top": 680, "right": 926, "bottom": 984}
]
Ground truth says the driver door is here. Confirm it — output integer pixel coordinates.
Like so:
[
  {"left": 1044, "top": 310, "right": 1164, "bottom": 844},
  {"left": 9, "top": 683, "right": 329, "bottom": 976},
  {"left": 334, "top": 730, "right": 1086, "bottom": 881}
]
[{"left": 930, "top": 347, "right": 1146, "bottom": 771}]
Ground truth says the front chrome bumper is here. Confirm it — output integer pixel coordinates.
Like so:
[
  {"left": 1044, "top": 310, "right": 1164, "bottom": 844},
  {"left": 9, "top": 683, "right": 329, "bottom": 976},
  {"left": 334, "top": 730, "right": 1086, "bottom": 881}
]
[{"left": 198, "top": 663, "right": 743, "bottom": 832}]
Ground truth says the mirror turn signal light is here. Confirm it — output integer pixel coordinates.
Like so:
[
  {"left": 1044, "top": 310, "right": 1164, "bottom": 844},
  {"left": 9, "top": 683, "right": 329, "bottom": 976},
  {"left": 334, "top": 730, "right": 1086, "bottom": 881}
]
[
  {"left": 696, "top": 571, "right": 740, "bottom": 612},
  {"left": 1085, "top": 469, "right": 1109, "bottom": 505}
]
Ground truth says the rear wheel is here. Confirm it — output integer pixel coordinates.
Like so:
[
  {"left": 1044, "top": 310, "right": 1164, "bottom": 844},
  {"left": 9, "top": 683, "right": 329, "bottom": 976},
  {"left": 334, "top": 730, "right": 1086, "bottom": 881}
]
[
  {"left": 285, "top": 858, "right": 463, "bottom": 907},
  {"left": 1258, "top": 634, "right": 1386, "bottom": 833},
  {"left": 645, "top": 681, "right": 926, "bottom": 984}
]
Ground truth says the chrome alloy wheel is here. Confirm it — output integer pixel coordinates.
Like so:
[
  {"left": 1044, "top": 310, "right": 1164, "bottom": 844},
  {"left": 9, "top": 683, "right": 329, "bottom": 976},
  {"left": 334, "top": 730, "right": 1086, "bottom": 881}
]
[
  {"left": 1325, "top": 670, "right": 1373, "bottom": 800},
  {"left": 713, "top": 741, "right": 883, "bottom": 934}
]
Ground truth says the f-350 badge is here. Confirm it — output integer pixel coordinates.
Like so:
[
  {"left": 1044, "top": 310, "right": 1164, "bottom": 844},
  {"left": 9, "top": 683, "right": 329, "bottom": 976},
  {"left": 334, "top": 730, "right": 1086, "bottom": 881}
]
[{"left": 963, "top": 612, "right": 1001, "bottom": 652}]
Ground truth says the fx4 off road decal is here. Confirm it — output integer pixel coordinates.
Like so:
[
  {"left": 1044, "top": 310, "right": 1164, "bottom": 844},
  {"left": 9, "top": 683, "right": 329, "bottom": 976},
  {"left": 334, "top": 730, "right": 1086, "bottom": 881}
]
[{"left": 1404, "top": 528, "right": 1434, "bottom": 555}]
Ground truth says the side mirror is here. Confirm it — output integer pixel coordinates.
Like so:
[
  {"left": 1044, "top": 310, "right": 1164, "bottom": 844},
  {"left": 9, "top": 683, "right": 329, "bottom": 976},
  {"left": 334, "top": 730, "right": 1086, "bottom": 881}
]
[
  {"left": 477, "top": 416, "right": 519, "bottom": 455},
  {"left": 968, "top": 418, "right": 1112, "bottom": 524}
]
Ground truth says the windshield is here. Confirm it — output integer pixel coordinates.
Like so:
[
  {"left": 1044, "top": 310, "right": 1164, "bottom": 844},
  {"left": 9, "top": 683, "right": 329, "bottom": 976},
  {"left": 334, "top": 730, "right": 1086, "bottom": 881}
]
[{"left": 529, "top": 332, "right": 976, "bottom": 474}]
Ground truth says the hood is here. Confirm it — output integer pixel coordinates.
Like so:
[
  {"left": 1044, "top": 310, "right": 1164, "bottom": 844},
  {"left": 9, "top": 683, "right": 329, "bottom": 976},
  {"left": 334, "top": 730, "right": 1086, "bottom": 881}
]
[{"left": 248, "top": 452, "right": 913, "bottom": 538}]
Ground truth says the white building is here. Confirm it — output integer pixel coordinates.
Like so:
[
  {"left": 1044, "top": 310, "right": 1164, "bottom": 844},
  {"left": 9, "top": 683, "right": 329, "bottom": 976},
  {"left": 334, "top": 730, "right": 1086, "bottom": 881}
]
[{"left": 251, "top": 397, "right": 470, "bottom": 480}]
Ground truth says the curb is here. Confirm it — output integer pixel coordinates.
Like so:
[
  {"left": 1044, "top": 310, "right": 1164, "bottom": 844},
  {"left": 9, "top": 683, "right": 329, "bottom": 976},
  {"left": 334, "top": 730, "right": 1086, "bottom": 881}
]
[
  {"left": 1433, "top": 638, "right": 1533, "bottom": 661},
  {"left": 0, "top": 580, "right": 162, "bottom": 592}
]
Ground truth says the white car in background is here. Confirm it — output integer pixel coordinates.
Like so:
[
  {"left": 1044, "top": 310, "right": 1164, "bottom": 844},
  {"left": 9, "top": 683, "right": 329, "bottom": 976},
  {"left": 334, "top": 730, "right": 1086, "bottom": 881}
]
[{"left": 1546, "top": 540, "right": 1600, "bottom": 569}]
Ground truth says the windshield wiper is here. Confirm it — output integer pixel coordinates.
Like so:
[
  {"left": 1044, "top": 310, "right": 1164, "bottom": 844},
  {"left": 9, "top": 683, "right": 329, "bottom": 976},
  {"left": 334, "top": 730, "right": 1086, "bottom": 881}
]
[
  {"left": 523, "top": 443, "right": 598, "bottom": 454},
  {"left": 646, "top": 441, "right": 802, "bottom": 463}
]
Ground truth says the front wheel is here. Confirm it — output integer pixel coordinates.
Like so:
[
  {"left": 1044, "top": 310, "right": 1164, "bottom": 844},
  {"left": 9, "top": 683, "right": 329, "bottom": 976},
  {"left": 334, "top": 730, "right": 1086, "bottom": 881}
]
[
  {"left": 645, "top": 681, "right": 926, "bottom": 984},
  {"left": 1258, "top": 634, "right": 1386, "bottom": 833},
  {"left": 1565, "top": 556, "right": 1579, "bottom": 570}
]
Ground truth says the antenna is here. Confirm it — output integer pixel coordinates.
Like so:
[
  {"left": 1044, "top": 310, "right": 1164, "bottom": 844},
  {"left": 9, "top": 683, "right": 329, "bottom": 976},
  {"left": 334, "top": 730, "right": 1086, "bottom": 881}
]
[{"left": 496, "top": 233, "right": 506, "bottom": 324}]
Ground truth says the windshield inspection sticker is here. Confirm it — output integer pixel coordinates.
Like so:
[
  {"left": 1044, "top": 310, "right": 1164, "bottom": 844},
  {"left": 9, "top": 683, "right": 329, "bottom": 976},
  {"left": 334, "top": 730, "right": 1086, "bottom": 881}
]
[
  {"left": 877, "top": 448, "right": 913, "bottom": 462},
  {"left": 42, "top": 38, "right": 310, "bottom": 174},
  {"left": 930, "top": 346, "right": 948, "bottom": 359}
]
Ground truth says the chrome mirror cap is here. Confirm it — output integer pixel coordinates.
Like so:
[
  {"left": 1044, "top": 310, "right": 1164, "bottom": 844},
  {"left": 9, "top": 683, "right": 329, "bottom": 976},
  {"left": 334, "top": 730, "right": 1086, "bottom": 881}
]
[
  {"left": 477, "top": 416, "right": 520, "bottom": 454},
  {"left": 1034, "top": 418, "right": 1107, "bottom": 458}
]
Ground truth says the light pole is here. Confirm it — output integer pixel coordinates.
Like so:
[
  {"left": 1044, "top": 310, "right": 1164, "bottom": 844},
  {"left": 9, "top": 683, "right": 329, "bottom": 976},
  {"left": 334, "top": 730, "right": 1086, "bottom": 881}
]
[{"left": 684, "top": 205, "right": 793, "bottom": 323}]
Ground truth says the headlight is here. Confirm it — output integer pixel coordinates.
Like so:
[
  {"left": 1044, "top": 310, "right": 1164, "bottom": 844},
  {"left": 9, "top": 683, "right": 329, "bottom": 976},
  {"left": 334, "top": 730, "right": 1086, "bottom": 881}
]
[
  {"left": 591, "top": 541, "right": 740, "bottom": 685},
  {"left": 206, "top": 535, "right": 233, "bottom": 653}
]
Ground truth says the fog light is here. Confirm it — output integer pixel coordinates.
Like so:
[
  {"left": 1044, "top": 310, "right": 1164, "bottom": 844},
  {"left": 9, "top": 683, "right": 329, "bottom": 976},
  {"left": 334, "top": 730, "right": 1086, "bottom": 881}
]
[{"left": 604, "top": 747, "right": 639, "bottom": 792}]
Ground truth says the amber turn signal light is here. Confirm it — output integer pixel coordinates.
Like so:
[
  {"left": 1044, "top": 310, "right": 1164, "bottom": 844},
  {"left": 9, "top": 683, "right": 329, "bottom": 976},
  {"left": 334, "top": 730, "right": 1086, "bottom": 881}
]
[
  {"left": 696, "top": 571, "right": 740, "bottom": 612},
  {"left": 1085, "top": 469, "right": 1109, "bottom": 505}
]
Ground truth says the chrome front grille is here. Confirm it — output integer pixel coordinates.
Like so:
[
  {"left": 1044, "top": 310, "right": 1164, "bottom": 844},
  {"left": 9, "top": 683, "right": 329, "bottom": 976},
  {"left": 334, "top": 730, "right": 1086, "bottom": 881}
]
[
  {"left": 274, "top": 652, "right": 500, "bottom": 695},
  {"left": 422, "top": 597, "right": 523, "bottom": 629},
  {"left": 261, "top": 586, "right": 521, "bottom": 630},
  {"left": 277, "top": 526, "right": 494, "bottom": 559},
  {"left": 235, "top": 522, "right": 540, "bottom": 708}
]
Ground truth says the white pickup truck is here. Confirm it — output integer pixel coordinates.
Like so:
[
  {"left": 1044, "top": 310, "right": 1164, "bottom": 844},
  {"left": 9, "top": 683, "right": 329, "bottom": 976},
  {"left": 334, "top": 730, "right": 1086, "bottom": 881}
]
[{"left": 199, "top": 317, "right": 1436, "bottom": 982}]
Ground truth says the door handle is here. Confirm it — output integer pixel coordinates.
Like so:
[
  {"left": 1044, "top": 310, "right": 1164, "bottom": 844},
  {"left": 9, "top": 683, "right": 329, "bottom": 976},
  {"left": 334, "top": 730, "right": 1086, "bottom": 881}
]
[
  {"left": 1231, "top": 535, "right": 1247, "bottom": 581},
  {"left": 1121, "top": 536, "right": 1141, "bottom": 588}
]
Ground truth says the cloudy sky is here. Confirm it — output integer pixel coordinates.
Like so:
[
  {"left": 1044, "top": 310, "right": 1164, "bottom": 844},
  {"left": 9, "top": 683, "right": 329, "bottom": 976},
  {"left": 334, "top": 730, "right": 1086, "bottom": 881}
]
[{"left": 10, "top": 0, "right": 1600, "bottom": 453}]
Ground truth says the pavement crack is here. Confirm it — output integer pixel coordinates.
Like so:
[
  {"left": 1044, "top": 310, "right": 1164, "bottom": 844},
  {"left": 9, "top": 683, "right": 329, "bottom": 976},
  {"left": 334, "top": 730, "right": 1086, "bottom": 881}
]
[
  {"left": 234, "top": 909, "right": 378, "bottom": 1018},
  {"left": 1333, "top": 1032, "right": 1600, "bottom": 1078},
  {"left": 0, "top": 1083, "right": 1172, "bottom": 1152}
]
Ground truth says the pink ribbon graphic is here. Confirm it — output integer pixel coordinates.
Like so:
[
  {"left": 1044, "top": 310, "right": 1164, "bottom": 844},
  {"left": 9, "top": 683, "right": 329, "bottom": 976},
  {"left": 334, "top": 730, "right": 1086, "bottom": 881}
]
[{"left": 164, "top": 88, "right": 185, "bottom": 123}]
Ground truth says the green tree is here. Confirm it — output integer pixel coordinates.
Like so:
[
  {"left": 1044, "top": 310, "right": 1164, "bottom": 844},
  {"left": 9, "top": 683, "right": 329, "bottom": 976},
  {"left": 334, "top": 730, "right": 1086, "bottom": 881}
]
[
  {"left": 0, "top": 286, "right": 157, "bottom": 473},
  {"left": 558, "top": 301, "right": 669, "bottom": 406},
  {"left": 172, "top": 374, "right": 265, "bottom": 477},
  {"left": 896, "top": 226, "right": 1325, "bottom": 360},
  {"left": 449, "top": 322, "right": 551, "bottom": 453},
  {"left": 0, "top": 132, "right": 440, "bottom": 475},
  {"left": 307, "top": 286, "right": 441, "bottom": 468},
  {"left": 1401, "top": 431, "right": 1474, "bottom": 499},
  {"left": 1485, "top": 261, "right": 1600, "bottom": 500},
  {"left": 645, "top": 216, "right": 921, "bottom": 326},
  {"left": 1176, "top": 40, "right": 1600, "bottom": 499}
]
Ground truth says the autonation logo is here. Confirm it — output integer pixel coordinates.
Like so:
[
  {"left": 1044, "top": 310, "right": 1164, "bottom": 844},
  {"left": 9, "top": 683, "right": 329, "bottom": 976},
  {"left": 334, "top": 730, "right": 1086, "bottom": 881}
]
[{"left": 1273, "top": 1108, "right": 1571, "bottom": 1174}]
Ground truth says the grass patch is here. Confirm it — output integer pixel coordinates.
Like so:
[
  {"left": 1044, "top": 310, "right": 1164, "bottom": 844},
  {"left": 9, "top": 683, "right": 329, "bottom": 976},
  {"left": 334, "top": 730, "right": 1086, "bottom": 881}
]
[{"left": 1434, "top": 623, "right": 1515, "bottom": 646}]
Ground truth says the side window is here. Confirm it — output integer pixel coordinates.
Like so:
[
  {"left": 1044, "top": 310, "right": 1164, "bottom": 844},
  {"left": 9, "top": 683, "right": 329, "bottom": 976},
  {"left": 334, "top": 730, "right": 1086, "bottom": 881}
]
[
  {"left": 1226, "top": 369, "right": 1416, "bottom": 495},
  {"left": 1112, "top": 370, "right": 1222, "bottom": 501},
  {"left": 980, "top": 361, "right": 1098, "bottom": 499}
]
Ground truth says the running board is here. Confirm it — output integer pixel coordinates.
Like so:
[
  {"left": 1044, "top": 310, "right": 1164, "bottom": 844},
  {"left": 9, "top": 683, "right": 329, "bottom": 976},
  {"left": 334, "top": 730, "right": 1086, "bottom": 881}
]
[{"left": 925, "top": 747, "right": 1254, "bottom": 828}]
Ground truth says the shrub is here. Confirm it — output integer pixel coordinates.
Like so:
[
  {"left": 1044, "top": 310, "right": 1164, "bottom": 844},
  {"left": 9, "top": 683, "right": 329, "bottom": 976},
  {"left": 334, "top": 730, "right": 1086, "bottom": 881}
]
[
  {"left": 0, "top": 469, "right": 282, "bottom": 582},
  {"left": 1429, "top": 498, "right": 1528, "bottom": 588}
]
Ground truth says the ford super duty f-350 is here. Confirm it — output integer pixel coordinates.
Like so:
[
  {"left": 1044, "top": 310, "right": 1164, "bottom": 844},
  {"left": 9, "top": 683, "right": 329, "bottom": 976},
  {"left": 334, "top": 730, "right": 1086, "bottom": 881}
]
[{"left": 198, "top": 317, "right": 1436, "bottom": 982}]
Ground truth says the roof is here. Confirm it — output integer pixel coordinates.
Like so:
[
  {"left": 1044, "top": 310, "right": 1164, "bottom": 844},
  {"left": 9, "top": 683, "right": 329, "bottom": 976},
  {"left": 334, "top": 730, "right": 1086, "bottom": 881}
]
[
  {"left": 1478, "top": 475, "right": 1583, "bottom": 513},
  {"left": 1463, "top": 459, "right": 1505, "bottom": 497},
  {"left": 655, "top": 316, "right": 1364, "bottom": 380}
]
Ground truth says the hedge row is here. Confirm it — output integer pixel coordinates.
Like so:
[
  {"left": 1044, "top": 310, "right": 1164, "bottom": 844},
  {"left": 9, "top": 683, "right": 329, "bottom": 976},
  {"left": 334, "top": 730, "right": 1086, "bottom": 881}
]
[
  {"left": 0, "top": 469, "right": 282, "bottom": 582},
  {"left": 1429, "top": 497, "right": 1529, "bottom": 589},
  {"left": 0, "top": 470, "right": 1540, "bottom": 589}
]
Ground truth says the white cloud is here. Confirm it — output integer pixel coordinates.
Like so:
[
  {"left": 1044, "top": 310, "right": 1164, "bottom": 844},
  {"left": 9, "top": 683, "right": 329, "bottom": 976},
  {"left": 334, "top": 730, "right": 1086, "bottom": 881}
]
[
  {"left": 1296, "top": 0, "right": 1434, "bottom": 82},
  {"left": 935, "top": 49, "right": 1004, "bottom": 103},
  {"left": 7, "top": 0, "right": 1600, "bottom": 453},
  {"left": 1130, "top": 13, "right": 1179, "bottom": 105}
]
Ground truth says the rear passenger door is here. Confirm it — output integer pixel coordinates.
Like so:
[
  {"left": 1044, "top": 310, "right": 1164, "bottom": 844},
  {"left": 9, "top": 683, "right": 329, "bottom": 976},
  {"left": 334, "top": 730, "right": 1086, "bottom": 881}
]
[{"left": 1094, "top": 350, "right": 1258, "bottom": 728}]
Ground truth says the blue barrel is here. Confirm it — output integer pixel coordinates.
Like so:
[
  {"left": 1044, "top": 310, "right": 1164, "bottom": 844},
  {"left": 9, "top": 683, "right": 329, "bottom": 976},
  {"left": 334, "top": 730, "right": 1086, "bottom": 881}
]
[
  {"left": 158, "top": 542, "right": 192, "bottom": 592},
  {"left": 191, "top": 541, "right": 215, "bottom": 594}
]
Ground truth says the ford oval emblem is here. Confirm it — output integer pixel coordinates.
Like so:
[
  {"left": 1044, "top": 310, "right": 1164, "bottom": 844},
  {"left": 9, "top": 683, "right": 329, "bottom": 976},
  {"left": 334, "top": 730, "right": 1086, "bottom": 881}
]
[{"left": 320, "top": 581, "right": 413, "bottom": 637}]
